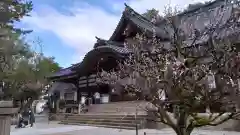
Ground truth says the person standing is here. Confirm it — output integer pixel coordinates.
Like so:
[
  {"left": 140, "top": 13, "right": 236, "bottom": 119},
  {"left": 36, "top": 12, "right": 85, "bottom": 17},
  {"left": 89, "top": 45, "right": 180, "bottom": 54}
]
[
  {"left": 80, "top": 96, "right": 88, "bottom": 113},
  {"left": 94, "top": 92, "right": 100, "bottom": 104},
  {"left": 28, "top": 108, "right": 35, "bottom": 127}
]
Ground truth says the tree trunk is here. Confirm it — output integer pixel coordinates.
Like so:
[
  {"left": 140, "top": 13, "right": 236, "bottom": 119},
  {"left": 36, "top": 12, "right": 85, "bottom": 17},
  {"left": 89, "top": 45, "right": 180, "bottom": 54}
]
[
  {"left": 175, "top": 107, "right": 193, "bottom": 135},
  {"left": 175, "top": 129, "right": 192, "bottom": 135}
]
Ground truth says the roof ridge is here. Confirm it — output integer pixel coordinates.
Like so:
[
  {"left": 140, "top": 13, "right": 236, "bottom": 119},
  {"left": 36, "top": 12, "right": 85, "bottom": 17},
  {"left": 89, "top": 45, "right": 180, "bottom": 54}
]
[
  {"left": 124, "top": 3, "right": 154, "bottom": 23},
  {"left": 150, "top": 0, "right": 229, "bottom": 28},
  {"left": 178, "top": 0, "right": 226, "bottom": 17}
]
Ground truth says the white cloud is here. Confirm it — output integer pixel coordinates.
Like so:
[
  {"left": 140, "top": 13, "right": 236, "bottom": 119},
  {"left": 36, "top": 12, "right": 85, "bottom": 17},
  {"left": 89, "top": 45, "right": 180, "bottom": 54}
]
[
  {"left": 23, "top": 4, "right": 120, "bottom": 65},
  {"left": 23, "top": 0, "right": 210, "bottom": 67}
]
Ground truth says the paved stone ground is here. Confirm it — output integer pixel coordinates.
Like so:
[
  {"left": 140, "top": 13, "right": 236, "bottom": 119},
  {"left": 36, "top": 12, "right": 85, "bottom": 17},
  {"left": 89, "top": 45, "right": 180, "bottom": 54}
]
[
  {"left": 11, "top": 123, "right": 240, "bottom": 135},
  {"left": 10, "top": 115, "right": 240, "bottom": 135}
]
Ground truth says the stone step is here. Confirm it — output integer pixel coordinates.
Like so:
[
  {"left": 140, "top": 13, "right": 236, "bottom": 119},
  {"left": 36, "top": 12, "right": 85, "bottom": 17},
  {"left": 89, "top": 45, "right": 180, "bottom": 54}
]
[
  {"left": 87, "top": 101, "right": 147, "bottom": 108},
  {"left": 59, "top": 121, "right": 142, "bottom": 129},
  {"left": 59, "top": 113, "right": 147, "bottom": 129},
  {"left": 67, "top": 114, "right": 146, "bottom": 117},
  {"left": 61, "top": 120, "right": 142, "bottom": 126},
  {"left": 88, "top": 107, "right": 144, "bottom": 110},
  {"left": 90, "top": 101, "right": 146, "bottom": 105},
  {"left": 61, "top": 118, "right": 143, "bottom": 124},
  {"left": 88, "top": 104, "right": 146, "bottom": 108},
  {"left": 90, "top": 110, "right": 146, "bottom": 114},
  {"left": 88, "top": 105, "right": 144, "bottom": 109},
  {"left": 88, "top": 109, "right": 145, "bottom": 113},
  {"left": 66, "top": 117, "right": 145, "bottom": 121},
  {"left": 65, "top": 115, "right": 146, "bottom": 120},
  {"left": 48, "top": 113, "right": 143, "bottom": 121},
  {"left": 60, "top": 113, "right": 147, "bottom": 118},
  {"left": 59, "top": 122, "right": 138, "bottom": 130}
]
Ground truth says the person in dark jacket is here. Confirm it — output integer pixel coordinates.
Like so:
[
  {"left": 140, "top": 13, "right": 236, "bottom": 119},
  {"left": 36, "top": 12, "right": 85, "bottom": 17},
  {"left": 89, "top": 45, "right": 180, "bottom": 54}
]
[{"left": 28, "top": 108, "right": 35, "bottom": 127}]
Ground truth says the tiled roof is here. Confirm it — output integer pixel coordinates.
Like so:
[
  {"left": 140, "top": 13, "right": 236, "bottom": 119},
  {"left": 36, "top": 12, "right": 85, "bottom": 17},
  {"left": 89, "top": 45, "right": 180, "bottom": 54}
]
[
  {"left": 94, "top": 41, "right": 131, "bottom": 54},
  {"left": 46, "top": 67, "right": 76, "bottom": 79}
]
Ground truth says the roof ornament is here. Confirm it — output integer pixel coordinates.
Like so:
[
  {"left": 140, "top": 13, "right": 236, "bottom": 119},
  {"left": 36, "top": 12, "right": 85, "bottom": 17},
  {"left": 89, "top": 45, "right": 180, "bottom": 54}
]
[
  {"left": 94, "top": 36, "right": 108, "bottom": 48},
  {"left": 95, "top": 36, "right": 107, "bottom": 43},
  {"left": 95, "top": 36, "right": 101, "bottom": 41},
  {"left": 124, "top": 3, "right": 129, "bottom": 10},
  {"left": 124, "top": 3, "right": 134, "bottom": 15},
  {"left": 123, "top": 3, "right": 129, "bottom": 13}
]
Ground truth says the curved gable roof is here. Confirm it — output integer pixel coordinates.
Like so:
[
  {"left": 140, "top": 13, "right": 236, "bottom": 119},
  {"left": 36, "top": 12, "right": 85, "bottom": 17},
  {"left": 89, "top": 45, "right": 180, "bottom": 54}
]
[
  {"left": 71, "top": 41, "right": 129, "bottom": 72},
  {"left": 47, "top": 41, "right": 129, "bottom": 80}
]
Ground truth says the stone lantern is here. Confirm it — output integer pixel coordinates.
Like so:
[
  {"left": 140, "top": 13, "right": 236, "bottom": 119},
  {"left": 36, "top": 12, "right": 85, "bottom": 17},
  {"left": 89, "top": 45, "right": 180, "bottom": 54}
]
[{"left": 0, "top": 100, "right": 18, "bottom": 135}]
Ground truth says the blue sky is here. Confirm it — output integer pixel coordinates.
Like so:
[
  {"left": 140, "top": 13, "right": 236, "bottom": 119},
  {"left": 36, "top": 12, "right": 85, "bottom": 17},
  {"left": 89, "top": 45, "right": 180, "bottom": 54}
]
[{"left": 20, "top": 0, "right": 208, "bottom": 68}]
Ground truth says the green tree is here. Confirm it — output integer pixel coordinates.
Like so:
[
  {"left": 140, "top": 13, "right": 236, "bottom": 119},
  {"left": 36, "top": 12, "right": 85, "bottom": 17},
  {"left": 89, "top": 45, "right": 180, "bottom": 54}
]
[
  {"left": 0, "top": 0, "right": 33, "bottom": 35},
  {"left": 0, "top": 0, "right": 61, "bottom": 102},
  {"left": 0, "top": 0, "right": 33, "bottom": 99}
]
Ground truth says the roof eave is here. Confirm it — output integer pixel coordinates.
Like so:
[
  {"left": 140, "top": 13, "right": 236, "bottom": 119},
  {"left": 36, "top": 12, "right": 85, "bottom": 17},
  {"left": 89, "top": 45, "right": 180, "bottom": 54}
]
[
  {"left": 47, "top": 73, "right": 78, "bottom": 81},
  {"left": 109, "top": 13, "right": 127, "bottom": 41}
]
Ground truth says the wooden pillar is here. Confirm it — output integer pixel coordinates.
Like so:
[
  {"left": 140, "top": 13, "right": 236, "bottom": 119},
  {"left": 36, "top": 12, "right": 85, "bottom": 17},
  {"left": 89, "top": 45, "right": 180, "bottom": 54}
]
[
  {"left": 56, "top": 99, "right": 59, "bottom": 113},
  {"left": 0, "top": 101, "right": 18, "bottom": 135},
  {"left": 87, "top": 76, "right": 90, "bottom": 99}
]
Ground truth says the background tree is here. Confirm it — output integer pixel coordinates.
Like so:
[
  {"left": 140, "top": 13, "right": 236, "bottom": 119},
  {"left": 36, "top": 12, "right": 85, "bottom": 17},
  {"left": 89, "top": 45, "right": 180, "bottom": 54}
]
[
  {"left": 142, "top": 8, "right": 164, "bottom": 25},
  {"left": 99, "top": 2, "right": 240, "bottom": 135},
  {"left": 0, "top": 0, "right": 61, "bottom": 105},
  {"left": 142, "top": 9, "right": 159, "bottom": 20},
  {"left": 0, "top": 0, "right": 33, "bottom": 98}
]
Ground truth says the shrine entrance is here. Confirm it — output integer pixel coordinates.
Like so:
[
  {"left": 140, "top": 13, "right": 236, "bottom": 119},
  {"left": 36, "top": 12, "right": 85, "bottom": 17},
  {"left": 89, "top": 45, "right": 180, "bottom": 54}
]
[{"left": 79, "top": 84, "right": 111, "bottom": 105}]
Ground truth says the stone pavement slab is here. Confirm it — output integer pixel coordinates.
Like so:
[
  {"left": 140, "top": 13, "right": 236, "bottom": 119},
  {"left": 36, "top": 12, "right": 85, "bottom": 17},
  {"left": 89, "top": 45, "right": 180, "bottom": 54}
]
[
  {"left": 11, "top": 124, "right": 97, "bottom": 135},
  {"left": 40, "top": 128, "right": 240, "bottom": 135},
  {"left": 11, "top": 123, "right": 240, "bottom": 135}
]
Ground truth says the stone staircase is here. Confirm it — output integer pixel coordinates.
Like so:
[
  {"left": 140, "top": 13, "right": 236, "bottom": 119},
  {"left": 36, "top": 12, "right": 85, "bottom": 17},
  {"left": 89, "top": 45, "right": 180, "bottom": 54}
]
[
  {"left": 58, "top": 101, "right": 148, "bottom": 129},
  {"left": 59, "top": 114, "right": 146, "bottom": 129},
  {"left": 87, "top": 101, "right": 148, "bottom": 114}
]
